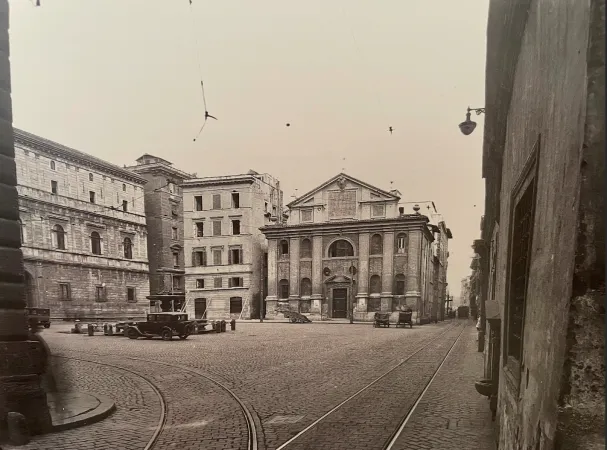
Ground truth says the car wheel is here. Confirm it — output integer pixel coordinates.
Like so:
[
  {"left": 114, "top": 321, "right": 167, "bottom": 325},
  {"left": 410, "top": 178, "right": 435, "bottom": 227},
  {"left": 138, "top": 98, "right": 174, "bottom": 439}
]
[
  {"left": 127, "top": 328, "right": 139, "bottom": 340},
  {"left": 161, "top": 329, "right": 173, "bottom": 341},
  {"left": 43, "top": 323, "right": 50, "bottom": 328}
]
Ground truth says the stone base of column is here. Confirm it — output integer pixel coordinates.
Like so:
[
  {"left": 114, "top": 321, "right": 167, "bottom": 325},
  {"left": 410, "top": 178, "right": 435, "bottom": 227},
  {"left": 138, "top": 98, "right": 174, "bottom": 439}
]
[
  {"left": 0, "top": 341, "right": 52, "bottom": 436},
  {"left": 310, "top": 295, "right": 322, "bottom": 314},
  {"left": 355, "top": 294, "right": 368, "bottom": 313},
  {"left": 288, "top": 296, "right": 300, "bottom": 312},
  {"left": 380, "top": 294, "right": 393, "bottom": 312},
  {"left": 264, "top": 296, "right": 279, "bottom": 318}
]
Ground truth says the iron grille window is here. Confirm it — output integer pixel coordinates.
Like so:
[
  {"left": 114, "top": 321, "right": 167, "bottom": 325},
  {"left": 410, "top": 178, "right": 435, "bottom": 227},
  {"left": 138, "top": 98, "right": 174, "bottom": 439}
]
[{"left": 507, "top": 178, "right": 536, "bottom": 363}]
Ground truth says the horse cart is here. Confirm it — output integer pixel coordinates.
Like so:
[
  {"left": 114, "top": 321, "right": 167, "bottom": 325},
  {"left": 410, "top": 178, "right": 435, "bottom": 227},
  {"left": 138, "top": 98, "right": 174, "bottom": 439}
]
[
  {"left": 396, "top": 310, "right": 414, "bottom": 328},
  {"left": 373, "top": 312, "right": 391, "bottom": 328}
]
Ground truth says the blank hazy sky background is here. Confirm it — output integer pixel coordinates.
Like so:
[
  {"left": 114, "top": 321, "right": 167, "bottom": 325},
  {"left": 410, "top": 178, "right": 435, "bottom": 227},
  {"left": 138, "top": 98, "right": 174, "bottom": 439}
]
[{"left": 9, "top": 0, "right": 488, "bottom": 299}]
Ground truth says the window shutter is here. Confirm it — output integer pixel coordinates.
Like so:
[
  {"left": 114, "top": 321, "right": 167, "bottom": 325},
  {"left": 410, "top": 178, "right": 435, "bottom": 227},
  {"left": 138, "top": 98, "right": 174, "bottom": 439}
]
[
  {"left": 228, "top": 249, "right": 232, "bottom": 264},
  {"left": 228, "top": 278, "right": 232, "bottom": 288},
  {"left": 192, "top": 252, "right": 197, "bottom": 266},
  {"left": 202, "top": 251, "right": 207, "bottom": 266}
]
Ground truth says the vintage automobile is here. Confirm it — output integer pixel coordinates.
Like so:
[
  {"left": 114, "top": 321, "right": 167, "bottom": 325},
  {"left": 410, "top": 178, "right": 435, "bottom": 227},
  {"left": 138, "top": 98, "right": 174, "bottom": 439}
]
[
  {"left": 26, "top": 307, "right": 51, "bottom": 329},
  {"left": 125, "top": 312, "right": 195, "bottom": 340}
]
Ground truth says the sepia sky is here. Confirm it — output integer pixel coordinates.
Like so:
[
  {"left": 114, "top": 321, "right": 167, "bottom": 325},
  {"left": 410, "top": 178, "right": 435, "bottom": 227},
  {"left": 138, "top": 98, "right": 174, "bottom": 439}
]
[{"left": 9, "top": 0, "right": 488, "bottom": 300}]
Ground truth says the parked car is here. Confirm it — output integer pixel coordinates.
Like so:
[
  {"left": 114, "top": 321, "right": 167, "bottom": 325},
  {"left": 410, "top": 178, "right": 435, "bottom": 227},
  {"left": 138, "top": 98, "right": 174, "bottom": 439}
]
[
  {"left": 26, "top": 307, "right": 51, "bottom": 329},
  {"left": 125, "top": 312, "right": 194, "bottom": 341}
]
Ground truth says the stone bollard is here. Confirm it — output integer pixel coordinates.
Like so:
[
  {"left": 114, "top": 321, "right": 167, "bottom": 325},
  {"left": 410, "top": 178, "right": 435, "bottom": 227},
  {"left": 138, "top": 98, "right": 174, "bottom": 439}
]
[
  {"left": 108, "top": 324, "right": 114, "bottom": 336},
  {"left": 7, "top": 412, "right": 31, "bottom": 446},
  {"left": 87, "top": 323, "right": 94, "bottom": 336},
  {"left": 220, "top": 320, "right": 226, "bottom": 332},
  {"left": 230, "top": 319, "right": 236, "bottom": 331},
  {"left": 216, "top": 321, "right": 221, "bottom": 333}
]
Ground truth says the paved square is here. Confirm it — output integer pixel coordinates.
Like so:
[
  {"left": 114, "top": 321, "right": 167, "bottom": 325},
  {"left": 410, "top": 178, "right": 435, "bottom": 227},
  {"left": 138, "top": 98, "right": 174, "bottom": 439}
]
[{"left": 6, "top": 320, "right": 494, "bottom": 450}]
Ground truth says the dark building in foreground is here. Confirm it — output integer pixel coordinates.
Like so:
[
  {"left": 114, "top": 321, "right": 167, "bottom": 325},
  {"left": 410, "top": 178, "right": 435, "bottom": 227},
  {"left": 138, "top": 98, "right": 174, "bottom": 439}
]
[
  {"left": 474, "top": 0, "right": 605, "bottom": 448},
  {"left": 127, "top": 154, "right": 193, "bottom": 313}
]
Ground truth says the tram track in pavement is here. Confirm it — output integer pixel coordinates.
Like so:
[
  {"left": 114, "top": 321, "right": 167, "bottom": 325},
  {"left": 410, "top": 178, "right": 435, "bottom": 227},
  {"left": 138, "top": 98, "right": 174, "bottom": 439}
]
[
  {"left": 55, "top": 353, "right": 258, "bottom": 450},
  {"left": 274, "top": 322, "right": 468, "bottom": 450}
]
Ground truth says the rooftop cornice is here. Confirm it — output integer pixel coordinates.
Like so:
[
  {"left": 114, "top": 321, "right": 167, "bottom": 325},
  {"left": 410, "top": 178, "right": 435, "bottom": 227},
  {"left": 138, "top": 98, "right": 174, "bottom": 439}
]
[
  {"left": 260, "top": 214, "right": 434, "bottom": 241},
  {"left": 182, "top": 175, "right": 257, "bottom": 188},
  {"left": 14, "top": 129, "right": 147, "bottom": 185},
  {"left": 127, "top": 163, "right": 193, "bottom": 181}
]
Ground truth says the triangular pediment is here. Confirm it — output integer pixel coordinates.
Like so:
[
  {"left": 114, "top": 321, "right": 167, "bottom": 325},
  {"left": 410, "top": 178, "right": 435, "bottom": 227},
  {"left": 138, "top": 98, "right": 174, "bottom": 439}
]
[{"left": 288, "top": 173, "right": 400, "bottom": 209}]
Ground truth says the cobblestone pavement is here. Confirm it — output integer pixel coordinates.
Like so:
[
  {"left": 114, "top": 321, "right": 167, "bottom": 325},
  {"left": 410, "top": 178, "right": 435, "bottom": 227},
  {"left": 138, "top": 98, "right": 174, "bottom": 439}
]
[
  {"left": 390, "top": 326, "right": 497, "bottom": 450},
  {"left": 12, "top": 319, "right": 492, "bottom": 450}
]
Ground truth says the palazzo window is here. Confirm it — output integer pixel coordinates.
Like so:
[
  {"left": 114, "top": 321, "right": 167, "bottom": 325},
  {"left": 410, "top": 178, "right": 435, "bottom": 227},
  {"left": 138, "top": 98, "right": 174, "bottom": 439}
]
[
  {"left": 300, "top": 278, "right": 312, "bottom": 297},
  {"left": 369, "top": 275, "right": 382, "bottom": 294},
  {"left": 300, "top": 239, "right": 312, "bottom": 259},
  {"left": 505, "top": 162, "right": 538, "bottom": 370},
  {"left": 53, "top": 224, "right": 66, "bottom": 250},
  {"left": 279, "top": 240, "right": 289, "bottom": 258},
  {"left": 328, "top": 240, "right": 354, "bottom": 258},
  {"left": 396, "top": 233, "right": 408, "bottom": 254},
  {"left": 279, "top": 279, "right": 289, "bottom": 299},
  {"left": 394, "top": 274, "right": 406, "bottom": 295},
  {"left": 370, "top": 234, "right": 383, "bottom": 255},
  {"left": 90, "top": 231, "right": 102, "bottom": 255},
  {"left": 123, "top": 237, "right": 133, "bottom": 259}
]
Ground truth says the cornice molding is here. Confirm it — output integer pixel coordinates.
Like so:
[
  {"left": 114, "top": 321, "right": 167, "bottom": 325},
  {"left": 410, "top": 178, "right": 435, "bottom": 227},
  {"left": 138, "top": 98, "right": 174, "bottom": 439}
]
[{"left": 14, "top": 129, "right": 147, "bottom": 185}]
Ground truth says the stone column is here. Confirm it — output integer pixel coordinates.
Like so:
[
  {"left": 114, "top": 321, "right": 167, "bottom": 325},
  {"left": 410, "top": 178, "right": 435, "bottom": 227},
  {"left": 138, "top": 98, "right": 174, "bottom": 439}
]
[
  {"left": 288, "top": 237, "right": 300, "bottom": 310},
  {"left": 355, "top": 232, "right": 370, "bottom": 314},
  {"left": 381, "top": 231, "right": 395, "bottom": 312},
  {"left": 311, "top": 235, "right": 323, "bottom": 313},
  {"left": 405, "top": 230, "right": 422, "bottom": 321},
  {"left": 265, "top": 238, "right": 278, "bottom": 316},
  {"left": 0, "top": 0, "right": 52, "bottom": 434}
]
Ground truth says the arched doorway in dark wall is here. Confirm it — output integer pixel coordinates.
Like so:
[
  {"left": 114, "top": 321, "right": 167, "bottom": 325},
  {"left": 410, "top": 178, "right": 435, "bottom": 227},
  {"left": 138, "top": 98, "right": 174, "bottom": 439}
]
[{"left": 24, "top": 270, "right": 36, "bottom": 307}]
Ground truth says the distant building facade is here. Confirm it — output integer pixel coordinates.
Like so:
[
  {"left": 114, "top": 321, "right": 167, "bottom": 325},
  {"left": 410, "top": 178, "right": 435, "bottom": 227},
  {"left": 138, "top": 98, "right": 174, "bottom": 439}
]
[
  {"left": 15, "top": 129, "right": 150, "bottom": 320},
  {"left": 127, "top": 154, "right": 192, "bottom": 313},
  {"left": 261, "top": 173, "right": 448, "bottom": 322},
  {"left": 182, "top": 171, "right": 283, "bottom": 320}
]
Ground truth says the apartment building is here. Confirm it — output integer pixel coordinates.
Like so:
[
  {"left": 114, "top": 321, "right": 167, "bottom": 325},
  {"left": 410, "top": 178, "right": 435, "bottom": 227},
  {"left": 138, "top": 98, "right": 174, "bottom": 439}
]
[
  {"left": 127, "top": 154, "right": 193, "bottom": 312},
  {"left": 182, "top": 170, "right": 283, "bottom": 319}
]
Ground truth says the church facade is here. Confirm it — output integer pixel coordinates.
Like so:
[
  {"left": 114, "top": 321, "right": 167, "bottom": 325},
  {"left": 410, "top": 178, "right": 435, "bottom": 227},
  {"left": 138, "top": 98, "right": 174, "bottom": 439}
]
[{"left": 261, "top": 173, "right": 450, "bottom": 322}]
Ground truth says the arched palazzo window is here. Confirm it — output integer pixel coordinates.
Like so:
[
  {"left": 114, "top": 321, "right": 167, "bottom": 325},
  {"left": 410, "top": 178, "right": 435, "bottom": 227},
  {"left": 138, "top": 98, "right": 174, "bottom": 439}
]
[
  {"left": 53, "top": 224, "right": 66, "bottom": 250},
  {"left": 123, "top": 237, "right": 133, "bottom": 259},
  {"left": 328, "top": 239, "right": 354, "bottom": 258},
  {"left": 279, "top": 279, "right": 289, "bottom": 299},
  {"left": 300, "top": 238, "right": 312, "bottom": 259},
  {"left": 370, "top": 234, "right": 383, "bottom": 255},
  {"left": 279, "top": 240, "right": 289, "bottom": 258},
  {"left": 90, "top": 231, "right": 102, "bottom": 255},
  {"left": 300, "top": 278, "right": 312, "bottom": 297},
  {"left": 369, "top": 275, "right": 382, "bottom": 294},
  {"left": 394, "top": 274, "right": 406, "bottom": 295}
]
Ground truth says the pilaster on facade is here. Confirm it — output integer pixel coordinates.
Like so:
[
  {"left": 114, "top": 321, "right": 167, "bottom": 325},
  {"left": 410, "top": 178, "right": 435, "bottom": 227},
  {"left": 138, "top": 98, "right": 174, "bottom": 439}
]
[
  {"left": 288, "top": 237, "right": 300, "bottom": 299},
  {"left": 311, "top": 235, "right": 323, "bottom": 299}
]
